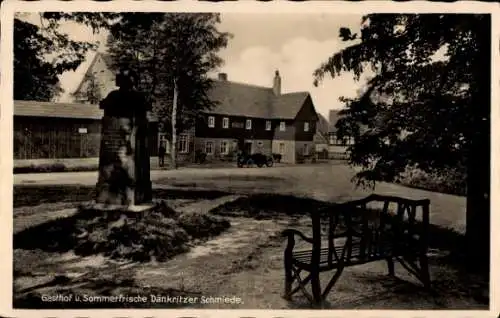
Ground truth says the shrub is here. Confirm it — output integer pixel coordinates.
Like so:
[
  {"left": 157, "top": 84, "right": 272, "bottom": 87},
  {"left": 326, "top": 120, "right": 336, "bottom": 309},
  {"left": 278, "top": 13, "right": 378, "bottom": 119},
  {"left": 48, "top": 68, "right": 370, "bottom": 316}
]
[
  {"left": 397, "top": 165, "right": 466, "bottom": 196},
  {"left": 177, "top": 212, "right": 230, "bottom": 239}
]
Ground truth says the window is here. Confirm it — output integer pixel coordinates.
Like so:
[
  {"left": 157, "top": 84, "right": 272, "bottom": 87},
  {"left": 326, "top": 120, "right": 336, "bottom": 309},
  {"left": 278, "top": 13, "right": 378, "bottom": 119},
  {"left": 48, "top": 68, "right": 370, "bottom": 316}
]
[
  {"left": 279, "top": 142, "right": 285, "bottom": 154},
  {"left": 304, "top": 122, "right": 309, "bottom": 132},
  {"left": 329, "top": 135, "right": 335, "bottom": 145},
  {"left": 178, "top": 134, "right": 189, "bottom": 153},
  {"left": 279, "top": 121, "right": 286, "bottom": 132},
  {"left": 220, "top": 140, "right": 229, "bottom": 154},
  {"left": 246, "top": 119, "right": 252, "bottom": 130},
  {"left": 265, "top": 121, "right": 272, "bottom": 131},
  {"left": 222, "top": 117, "right": 229, "bottom": 129},
  {"left": 205, "top": 141, "right": 213, "bottom": 154},
  {"left": 208, "top": 116, "right": 215, "bottom": 128}
]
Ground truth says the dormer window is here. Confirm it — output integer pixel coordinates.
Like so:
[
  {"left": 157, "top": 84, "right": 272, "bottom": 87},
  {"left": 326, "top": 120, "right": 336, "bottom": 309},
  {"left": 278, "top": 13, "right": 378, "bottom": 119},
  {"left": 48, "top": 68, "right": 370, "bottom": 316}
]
[
  {"left": 246, "top": 119, "right": 252, "bottom": 130},
  {"left": 208, "top": 116, "right": 215, "bottom": 128},
  {"left": 304, "top": 122, "right": 309, "bottom": 132},
  {"left": 279, "top": 121, "right": 286, "bottom": 132},
  {"left": 222, "top": 117, "right": 229, "bottom": 129},
  {"left": 265, "top": 121, "right": 271, "bottom": 131}
]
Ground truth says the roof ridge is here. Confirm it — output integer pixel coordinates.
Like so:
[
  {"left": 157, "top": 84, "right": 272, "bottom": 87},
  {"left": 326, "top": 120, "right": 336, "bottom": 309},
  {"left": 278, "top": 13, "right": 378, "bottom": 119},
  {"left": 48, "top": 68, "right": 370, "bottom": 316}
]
[
  {"left": 213, "top": 79, "right": 273, "bottom": 91},
  {"left": 15, "top": 100, "right": 98, "bottom": 107}
]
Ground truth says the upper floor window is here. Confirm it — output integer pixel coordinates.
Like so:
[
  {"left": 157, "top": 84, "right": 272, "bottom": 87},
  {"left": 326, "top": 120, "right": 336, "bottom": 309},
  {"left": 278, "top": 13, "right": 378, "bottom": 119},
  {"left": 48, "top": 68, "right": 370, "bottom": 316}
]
[
  {"left": 279, "top": 121, "right": 286, "bottom": 132},
  {"left": 265, "top": 121, "right": 272, "bottom": 131},
  {"left": 246, "top": 119, "right": 252, "bottom": 130},
  {"left": 208, "top": 116, "right": 215, "bottom": 128},
  {"left": 222, "top": 117, "right": 229, "bottom": 129},
  {"left": 304, "top": 122, "right": 309, "bottom": 132}
]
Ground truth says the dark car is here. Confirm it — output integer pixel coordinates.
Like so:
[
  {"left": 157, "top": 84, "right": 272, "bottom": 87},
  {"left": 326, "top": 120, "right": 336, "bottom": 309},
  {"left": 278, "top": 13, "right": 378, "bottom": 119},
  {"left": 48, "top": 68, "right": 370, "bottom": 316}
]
[{"left": 237, "top": 152, "right": 274, "bottom": 168}]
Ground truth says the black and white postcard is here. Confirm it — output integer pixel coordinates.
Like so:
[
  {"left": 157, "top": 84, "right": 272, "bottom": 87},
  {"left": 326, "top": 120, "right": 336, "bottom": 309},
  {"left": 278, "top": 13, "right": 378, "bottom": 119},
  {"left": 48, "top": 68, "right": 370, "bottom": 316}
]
[{"left": 1, "top": 1, "right": 499, "bottom": 317}]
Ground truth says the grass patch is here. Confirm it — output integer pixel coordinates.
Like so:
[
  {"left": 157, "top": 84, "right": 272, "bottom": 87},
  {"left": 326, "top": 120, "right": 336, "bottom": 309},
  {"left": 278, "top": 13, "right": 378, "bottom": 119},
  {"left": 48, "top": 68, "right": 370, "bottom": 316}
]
[
  {"left": 14, "top": 163, "right": 99, "bottom": 174},
  {"left": 211, "top": 193, "right": 334, "bottom": 219},
  {"left": 14, "top": 202, "right": 80, "bottom": 217},
  {"left": 14, "top": 201, "right": 230, "bottom": 262},
  {"left": 13, "top": 185, "right": 231, "bottom": 208}
]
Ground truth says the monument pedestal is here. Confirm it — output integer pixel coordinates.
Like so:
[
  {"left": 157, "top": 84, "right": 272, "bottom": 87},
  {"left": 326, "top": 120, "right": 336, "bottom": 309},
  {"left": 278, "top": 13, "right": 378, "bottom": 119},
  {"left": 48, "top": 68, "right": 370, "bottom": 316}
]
[
  {"left": 79, "top": 201, "right": 155, "bottom": 220},
  {"left": 95, "top": 116, "right": 152, "bottom": 206}
]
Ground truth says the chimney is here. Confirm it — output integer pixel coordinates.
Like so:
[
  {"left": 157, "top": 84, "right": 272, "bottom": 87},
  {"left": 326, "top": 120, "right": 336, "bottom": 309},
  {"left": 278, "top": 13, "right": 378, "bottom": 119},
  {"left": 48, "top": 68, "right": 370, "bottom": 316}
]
[
  {"left": 218, "top": 73, "right": 228, "bottom": 81},
  {"left": 273, "top": 70, "right": 281, "bottom": 96}
]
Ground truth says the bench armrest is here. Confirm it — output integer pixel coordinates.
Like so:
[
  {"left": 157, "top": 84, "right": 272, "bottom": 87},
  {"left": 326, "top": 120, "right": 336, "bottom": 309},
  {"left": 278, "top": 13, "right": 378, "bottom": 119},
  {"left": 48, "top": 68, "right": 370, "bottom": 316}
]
[{"left": 281, "top": 229, "right": 314, "bottom": 244}]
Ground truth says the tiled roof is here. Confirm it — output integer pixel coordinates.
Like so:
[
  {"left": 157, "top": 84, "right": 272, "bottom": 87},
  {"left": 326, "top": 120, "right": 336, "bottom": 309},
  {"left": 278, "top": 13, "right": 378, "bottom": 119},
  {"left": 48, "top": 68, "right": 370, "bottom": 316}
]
[
  {"left": 329, "top": 109, "right": 342, "bottom": 132},
  {"left": 14, "top": 100, "right": 158, "bottom": 121},
  {"left": 270, "top": 92, "right": 310, "bottom": 119},
  {"left": 70, "top": 53, "right": 315, "bottom": 121},
  {"left": 317, "top": 113, "right": 329, "bottom": 135},
  {"left": 100, "top": 54, "right": 116, "bottom": 70},
  {"left": 206, "top": 80, "right": 311, "bottom": 120},
  {"left": 205, "top": 81, "right": 274, "bottom": 118}
]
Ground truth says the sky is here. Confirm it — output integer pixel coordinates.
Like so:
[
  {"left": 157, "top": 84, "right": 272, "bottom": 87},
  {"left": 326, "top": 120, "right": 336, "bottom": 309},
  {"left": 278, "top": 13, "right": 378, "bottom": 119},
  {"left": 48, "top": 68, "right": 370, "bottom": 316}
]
[{"left": 20, "top": 12, "right": 373, "bottom": 120}]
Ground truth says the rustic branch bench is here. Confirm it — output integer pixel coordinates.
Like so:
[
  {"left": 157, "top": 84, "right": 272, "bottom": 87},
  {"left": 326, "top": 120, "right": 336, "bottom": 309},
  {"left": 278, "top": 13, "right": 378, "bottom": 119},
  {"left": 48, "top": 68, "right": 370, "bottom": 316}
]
[{"left": 282, "top": 194, "right": 431, "bottom": 306}]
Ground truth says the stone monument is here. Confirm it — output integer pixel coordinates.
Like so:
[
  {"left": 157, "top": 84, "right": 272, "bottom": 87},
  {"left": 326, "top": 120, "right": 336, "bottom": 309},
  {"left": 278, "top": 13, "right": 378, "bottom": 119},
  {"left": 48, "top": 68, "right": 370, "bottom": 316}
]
[{"left": 94, "top": 68, "right": 153, "bottom": 209}]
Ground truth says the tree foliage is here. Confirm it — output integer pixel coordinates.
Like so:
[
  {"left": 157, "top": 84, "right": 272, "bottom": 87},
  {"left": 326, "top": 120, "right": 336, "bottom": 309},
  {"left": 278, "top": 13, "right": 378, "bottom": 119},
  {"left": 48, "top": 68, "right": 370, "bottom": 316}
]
[
  {"left": 314, "top": 14, "right": 491, "bottom": 271},
  {"left": 106, "top": 13, "right": 231, "bottom": 135},
  {"left": 14, "top": 13, "right": 118, "bottom": 101},
  {"left": 314, "top": 14, "right": 490, "bottom": 188}
]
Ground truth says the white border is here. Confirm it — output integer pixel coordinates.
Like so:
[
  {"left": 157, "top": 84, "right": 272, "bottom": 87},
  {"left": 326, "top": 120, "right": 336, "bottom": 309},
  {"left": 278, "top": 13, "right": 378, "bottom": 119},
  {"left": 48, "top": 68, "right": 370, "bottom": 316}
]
[{"left": 1, "top": 1, "right": 499, "bottom": 317}]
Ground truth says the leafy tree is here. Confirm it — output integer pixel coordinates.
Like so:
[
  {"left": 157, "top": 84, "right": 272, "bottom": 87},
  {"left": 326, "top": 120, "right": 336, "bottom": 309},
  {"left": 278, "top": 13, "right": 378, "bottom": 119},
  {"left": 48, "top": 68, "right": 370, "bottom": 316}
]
[
  {"left": 14, "top": 13, "right": 118, "bottom": 101},
  {"left": 107, "top": 13, "right": 231, "bottom": 168},
  {"left": 314, "top": 14, "right": 490, "bottom": 272}
]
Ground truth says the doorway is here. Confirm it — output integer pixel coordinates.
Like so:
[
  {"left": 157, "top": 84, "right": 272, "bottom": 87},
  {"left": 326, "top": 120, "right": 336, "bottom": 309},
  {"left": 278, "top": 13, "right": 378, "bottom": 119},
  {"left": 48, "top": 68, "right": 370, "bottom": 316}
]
[{"left": 244, "top": 141, "right": 252, "bottom": 155}]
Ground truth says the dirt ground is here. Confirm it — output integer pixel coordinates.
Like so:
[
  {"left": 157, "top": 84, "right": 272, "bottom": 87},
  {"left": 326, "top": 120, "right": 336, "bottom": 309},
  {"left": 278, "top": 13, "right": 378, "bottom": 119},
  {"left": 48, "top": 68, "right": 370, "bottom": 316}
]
[{"left": 13, "top": 193, "right": 488, "bottom": 310}]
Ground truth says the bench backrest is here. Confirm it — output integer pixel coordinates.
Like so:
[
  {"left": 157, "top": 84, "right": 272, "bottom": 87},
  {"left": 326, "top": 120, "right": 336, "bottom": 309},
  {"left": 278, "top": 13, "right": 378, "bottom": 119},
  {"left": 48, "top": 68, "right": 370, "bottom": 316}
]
[{"left": 312, "top": 194, "right": 430, "bottom": 266}]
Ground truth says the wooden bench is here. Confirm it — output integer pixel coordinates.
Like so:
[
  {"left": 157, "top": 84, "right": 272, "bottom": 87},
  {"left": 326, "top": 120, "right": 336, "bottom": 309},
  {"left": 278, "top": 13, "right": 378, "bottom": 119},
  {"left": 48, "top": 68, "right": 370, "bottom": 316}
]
[{"left": 282, "top": 194, "right": 431, "bottom": 307}]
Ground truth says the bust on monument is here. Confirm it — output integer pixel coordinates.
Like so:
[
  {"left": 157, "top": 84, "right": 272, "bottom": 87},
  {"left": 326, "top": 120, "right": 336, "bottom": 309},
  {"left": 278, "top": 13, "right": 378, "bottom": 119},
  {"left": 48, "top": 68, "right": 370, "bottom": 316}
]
[{"left": 95, "top": 68, "right": 153, "bottom": 207}]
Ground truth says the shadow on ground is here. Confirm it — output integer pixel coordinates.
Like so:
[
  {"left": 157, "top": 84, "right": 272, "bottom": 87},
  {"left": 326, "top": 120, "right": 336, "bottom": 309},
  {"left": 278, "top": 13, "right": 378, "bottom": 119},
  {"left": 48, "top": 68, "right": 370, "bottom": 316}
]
[
  {"left": 13, "top": 185, "right": 488, "bottom": 309},
  {"left": 14, "top": 185, "right": 231, "bottom": 208}
]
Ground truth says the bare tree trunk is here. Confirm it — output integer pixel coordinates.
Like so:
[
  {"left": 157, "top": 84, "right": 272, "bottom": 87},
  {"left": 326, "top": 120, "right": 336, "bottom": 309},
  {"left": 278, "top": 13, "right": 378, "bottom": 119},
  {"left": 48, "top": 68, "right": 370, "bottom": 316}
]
[
  {"left": 171, "top": 79, "right": 178, "bottom": 169},
  {"left": 465, "top": 16, "right": 491, "bottom": 275}
]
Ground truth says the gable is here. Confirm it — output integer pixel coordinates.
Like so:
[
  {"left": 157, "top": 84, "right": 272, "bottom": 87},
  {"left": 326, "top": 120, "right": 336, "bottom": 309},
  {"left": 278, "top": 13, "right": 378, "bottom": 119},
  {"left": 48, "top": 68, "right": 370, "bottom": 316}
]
[
  {"left": 317, "top": 113, "right": 329, "bottom": 134},
  {"left": 271, "top": 92, "right": 310, "bottom": 119},
  {"left": 294, "top": 95, "right": 319, "bottom": 122},
  {"left": 72, "top": 53, "right": 117, "bottom": 103}
]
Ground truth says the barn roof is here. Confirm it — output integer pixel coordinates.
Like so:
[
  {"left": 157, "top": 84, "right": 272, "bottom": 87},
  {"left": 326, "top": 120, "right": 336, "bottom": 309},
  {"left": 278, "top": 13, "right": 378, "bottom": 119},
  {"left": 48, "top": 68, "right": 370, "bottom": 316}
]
[{"left": 14, "top": 100, "right": 158, "bottom": 121}]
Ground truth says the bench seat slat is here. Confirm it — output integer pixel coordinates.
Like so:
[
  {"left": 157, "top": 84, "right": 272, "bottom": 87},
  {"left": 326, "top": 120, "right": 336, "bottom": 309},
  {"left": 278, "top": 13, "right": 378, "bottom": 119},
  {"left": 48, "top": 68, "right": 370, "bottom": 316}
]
[{"left": 291, "top": 241, "right": 396, "bottom": 271}]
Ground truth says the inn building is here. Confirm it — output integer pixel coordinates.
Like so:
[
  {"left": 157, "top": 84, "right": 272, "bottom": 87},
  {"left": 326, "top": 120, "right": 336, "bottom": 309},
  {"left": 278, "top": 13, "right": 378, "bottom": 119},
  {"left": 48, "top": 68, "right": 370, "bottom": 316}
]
[{"left": 14, "top": 52, "right": 326, "bottom": 164}]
